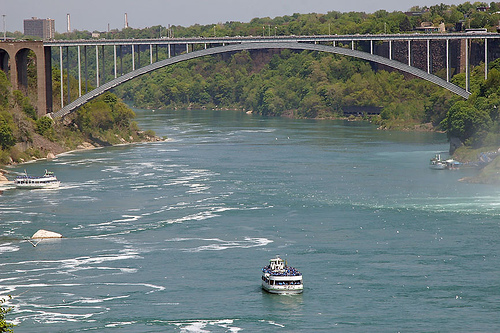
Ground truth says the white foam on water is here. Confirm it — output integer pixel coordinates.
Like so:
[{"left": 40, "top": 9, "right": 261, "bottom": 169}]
[
  {"left": 13, "top": 309, "right": 95, "bottom": 324},
  {"left": 99, "top": 282, "right": 166, "bottom": 293},
  {"left": 111, "top": 215, "right": 141, "bottom": 223},
  {"left": 158, "top": 211, "right": 219, "bottom": 225},
  {"left": 131, "top": 184, "right": 159, "bottom": 189},
  {"left": 84, "top": 215, "right": 142, "bottom": 231},
  {"left": 171, "top": 319, "right": 242, "bottom": 333},
  {"left": 259, "top": 319, "right": 285, "bottom": 328},
  {"left": 105, "top": 321, "right": 136, "bottom": 328},
  {"left": 164, "top": 237, "right": 273, "bottom": 252},
  {"left": 240, "top": 129, "right": 276, "bottom": 133},
  {"left": 0, "top": 243, "right": 19, "bottom": 254},
  {"left": 75, "top": 295, "right": 130, "bottom": 304}
]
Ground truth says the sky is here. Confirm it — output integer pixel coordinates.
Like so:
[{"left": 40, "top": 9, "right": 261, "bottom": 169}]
[{"left": 2, "top": 0, "right": 466, "bottom": 33}]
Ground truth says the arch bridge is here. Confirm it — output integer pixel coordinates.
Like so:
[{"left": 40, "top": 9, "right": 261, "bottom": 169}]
[{"left": 1, "top": 33, "right": 500, "bottom": 118}]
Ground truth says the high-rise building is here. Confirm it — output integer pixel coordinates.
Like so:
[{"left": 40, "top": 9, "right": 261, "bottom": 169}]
[{"left": 23, "top": 17, "right": 55, "bottom": 40}]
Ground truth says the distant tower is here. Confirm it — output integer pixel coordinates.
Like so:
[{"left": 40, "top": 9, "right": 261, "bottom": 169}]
[
  {"left": 67, "top": 13, "right": 70, "bottom": 32},
  {"left": 124, "top": 13, "right": 129, "bottom": 28}
]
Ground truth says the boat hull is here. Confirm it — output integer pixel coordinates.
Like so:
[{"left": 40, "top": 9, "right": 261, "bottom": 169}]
[
  {"left": 262, "top": 282, "right": 303, "bottom": 294},
  {"left": 16, "top": 181, "right": 60, "bottom": 189},
  {"left": 429, "top": 163, "right": 446, "bottom": 170}
]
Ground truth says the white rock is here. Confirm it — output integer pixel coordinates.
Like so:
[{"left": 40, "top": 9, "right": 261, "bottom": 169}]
[{"left": 31, "top": 229, "right": 62, "bottom": 239}]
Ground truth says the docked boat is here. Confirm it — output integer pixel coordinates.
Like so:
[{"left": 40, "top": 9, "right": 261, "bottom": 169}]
[
  {"left": 15, "top": 170, "right": 60, "bottom": 189},
  {"left": 429, "top": 154, "right": 446, "bottom": 170},
  {"left": 261, "top": 256, "right": 303, "bottom": 294},
  {"left": 430, "top": 154, "right": 462, "bottom": 170}
]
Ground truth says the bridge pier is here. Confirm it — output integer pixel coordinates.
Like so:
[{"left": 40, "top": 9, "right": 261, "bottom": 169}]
[{"left": 0, "top": 41, "right": 52, "bottom": 116}]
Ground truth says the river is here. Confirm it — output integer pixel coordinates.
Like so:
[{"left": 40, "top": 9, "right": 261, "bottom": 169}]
[{"left": 1, "top": 109, "right": 500, "bottom": 332}]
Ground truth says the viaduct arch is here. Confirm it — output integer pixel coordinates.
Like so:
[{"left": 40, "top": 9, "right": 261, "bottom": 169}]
[
  {"left": 50, "top": 41, "right": 471, "bottom": 118},
  {"left": 0, "top": 41, "right": 52, "bottom": 115}
]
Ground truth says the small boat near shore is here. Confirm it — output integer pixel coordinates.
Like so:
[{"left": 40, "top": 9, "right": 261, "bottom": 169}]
[
  {"left": 15, "top": 170, "right": 60, "bottom": 189},
  {"left": 430, "top": 154, "right": 446, "bottom": 170},
  {"left": 430, "top": 154, "right": 461, "bottom": 170},
  {"left": 261, "top": 256, "right": 303, "bottom": 294}
]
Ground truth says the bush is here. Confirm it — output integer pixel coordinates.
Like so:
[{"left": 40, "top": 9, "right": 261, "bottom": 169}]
[
  {"left": 0, "top": 112, "right": 15, "bottom": 150},
  {"left": 0, "top": 295, "right": 14, "bottom": 332},
  {"left": 35, "top": 117, "right": 54, "bottom": 136}
]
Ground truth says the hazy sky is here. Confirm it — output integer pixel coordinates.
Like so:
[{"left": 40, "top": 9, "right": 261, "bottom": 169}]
[{"left": 2, "top": 0, "right": 465, "bottom": 33}]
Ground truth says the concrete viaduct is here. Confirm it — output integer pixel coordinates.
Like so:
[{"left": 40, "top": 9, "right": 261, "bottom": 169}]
[{"left": 1, "top": 33, "right": 500, "bottom": 118}]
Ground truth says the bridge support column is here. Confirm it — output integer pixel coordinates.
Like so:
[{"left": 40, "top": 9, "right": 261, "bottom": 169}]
[
  {"left": 407, "top": 40, "right": 411, "bottom": 66},
  {"left": 102, "top": 45, "right": 105, "bottom": 84},
  {"left": 120, "top": 45, "right": 123, "bottom": 76},
  {"left": 96, "top": 45, "right": 99, "bottom": 87},
  {"left": 465, "top": 39, "right": 469, "bottom": 92},
  {"left": 370, "top": 40, "right": 372, "bottom": 54},
  {"left": 5, "top": 42, "right": 53, "bottom": 115},
  {"left": 485, "top": 38, "right": 488, "bottom": 80},
  {"left": 66, "top": 46, "right": 70, "bottom": 104},
  {"left": 389, "top": 40, "right": 392, "bottom": 60},
  {"left": 446, "top": 39, "right": 449, "bottom": 82},
  {"left": 138, "top": 45, "right": 141, "bottom": 69},
  {"left": 150, "top": 44, "right": 153, "bottom": 64},
  {"left": 43, "top": 46, "right": 52, "bottom": 114},
  {"left": 78, "top": 46, "right": 82, "bottom": 97},
  {"left": 168, "top": 44, "right": 171, "bottom": 58},
  {"left": 132, "top": 44, "right": 135, "bottom": 71},
  {"left": 84, "top": 45, "right": 88, "bottom": 93},
  {"left": 60, "top": 46, "right": 63, "bottom": 108},
  {"left": 427, "top": 39, "right": 430, "bottom": 74},
  {"left": 114, "top": 45, "right": 117, "bottom": 79}
]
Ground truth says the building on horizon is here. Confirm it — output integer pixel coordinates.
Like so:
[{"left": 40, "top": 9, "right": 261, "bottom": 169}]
[{"left": 23, "top": 17, "right": 55, "bottom": 40}]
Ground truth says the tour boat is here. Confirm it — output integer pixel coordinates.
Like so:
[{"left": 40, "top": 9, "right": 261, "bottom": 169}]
[
  {"left": 429, "top": 154, "right": 446, "bottom": 170},
  {"left": 15, "top": 170, "right": 60, "bottom": 189},
  {"left": 261, "top": 256, "right": 303, "bottom": 294}
]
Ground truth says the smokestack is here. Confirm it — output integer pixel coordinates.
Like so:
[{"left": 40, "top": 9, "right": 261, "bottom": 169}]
[
  {"left": 124, "top": 13, "right": 129, "bottom": 29},
  {"left": 67, "top": 13, "right": 70, "bottom": 32}
]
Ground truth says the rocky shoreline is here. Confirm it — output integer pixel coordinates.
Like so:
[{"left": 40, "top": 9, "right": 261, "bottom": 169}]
[{"left": 0, "top": 131, "right": 165, "bottom": 182}]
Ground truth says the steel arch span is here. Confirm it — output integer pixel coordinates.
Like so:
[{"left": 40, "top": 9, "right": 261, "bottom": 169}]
[{"left": 50, "top": 42, "right": 471, "bottom": 119}]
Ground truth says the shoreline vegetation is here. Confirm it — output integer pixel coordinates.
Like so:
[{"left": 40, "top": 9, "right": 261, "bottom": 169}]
[{"left": 0, "top": 68, "right": 164, "bottom": 179}]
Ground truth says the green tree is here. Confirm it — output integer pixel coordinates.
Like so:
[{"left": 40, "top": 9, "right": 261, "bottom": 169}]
[
  {"left": 0, "top": 72, "right": 10, "bottom": 109},
  {"left": 441, "top": 101, "right": 492, "bottom": 146},
  {"left": 0, "top": 295, "right": 14, "bottom": 332},
  {"left": 0, "top": 112, "right": 16, "bottom": 150},
  {"left": 35, "top": 116, "right": 54, "bottom": 138}
]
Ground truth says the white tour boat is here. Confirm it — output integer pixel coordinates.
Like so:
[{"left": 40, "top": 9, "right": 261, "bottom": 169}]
[
  {"left": 15, "top": 170, "right": 60, "bottom": 189},
  {"left": 261, "top": 256, "right": 303, "bottom": 294},
  {"left": 429, "top": 154, "right": 446, "bottom": 170}
]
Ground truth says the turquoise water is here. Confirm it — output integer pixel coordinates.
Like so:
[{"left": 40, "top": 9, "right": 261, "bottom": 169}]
[{"left": 1, "top": 109, "right": 500, "bottom": 332}]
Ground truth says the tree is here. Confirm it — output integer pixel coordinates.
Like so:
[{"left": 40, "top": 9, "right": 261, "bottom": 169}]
[
  {"left": 0, "top": 295, "right": 14, "bottom": 333},
  {"left": 399, "top": 16, "right": 413, "bottom": 32},
  {"left": 35, "top": 116, "right": 55, "bottom": 140},
  {"left": 441, "top": 101, "right": 492, "bottom": 146},
  {"left": 0, "top": 112, "right": 15, "bottom": 150}
]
